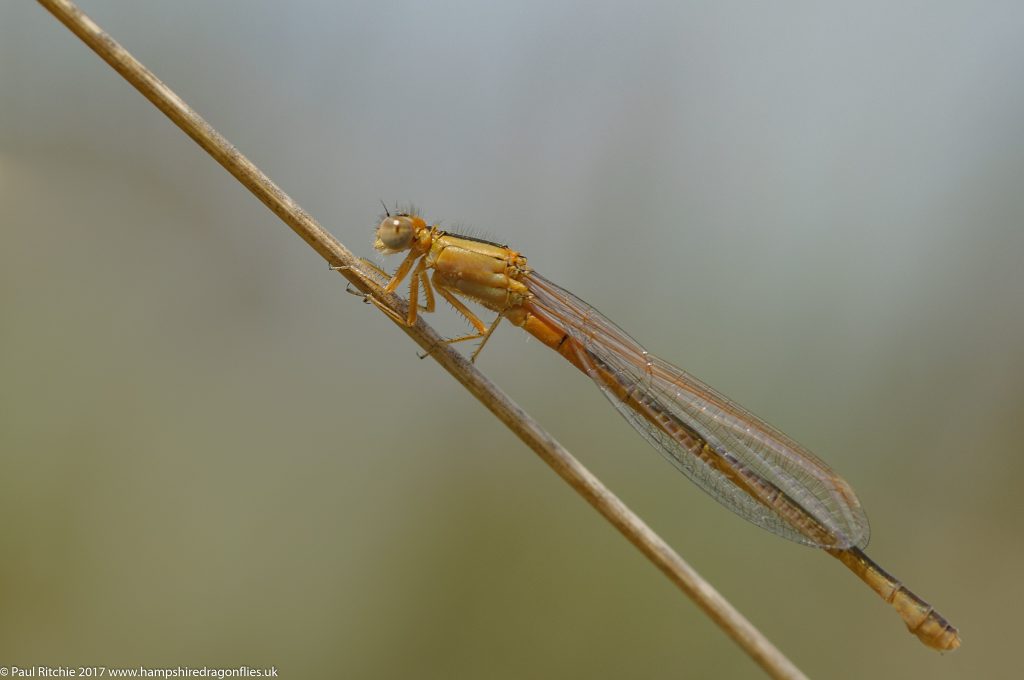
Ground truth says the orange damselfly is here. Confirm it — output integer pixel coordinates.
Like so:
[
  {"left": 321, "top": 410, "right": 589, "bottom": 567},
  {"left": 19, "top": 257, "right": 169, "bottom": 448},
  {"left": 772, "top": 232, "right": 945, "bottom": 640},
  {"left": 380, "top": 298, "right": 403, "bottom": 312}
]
[{"left": 357, "top": 210, "right": 960, "bottom": 651}]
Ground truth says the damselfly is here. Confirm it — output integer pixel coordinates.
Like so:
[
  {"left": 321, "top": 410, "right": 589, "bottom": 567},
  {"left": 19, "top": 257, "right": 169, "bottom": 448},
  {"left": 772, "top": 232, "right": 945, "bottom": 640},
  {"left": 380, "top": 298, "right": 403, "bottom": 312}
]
[{"left": 356, "top": 210, "right": 959, "bottom": 651}]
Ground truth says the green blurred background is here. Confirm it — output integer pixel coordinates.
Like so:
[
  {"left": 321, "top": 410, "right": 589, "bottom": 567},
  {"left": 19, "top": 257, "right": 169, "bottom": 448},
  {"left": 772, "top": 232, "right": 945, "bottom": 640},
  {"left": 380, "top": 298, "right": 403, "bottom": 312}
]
[{"left": 2, "top": 2, "right": 1022, "bottom": 678}]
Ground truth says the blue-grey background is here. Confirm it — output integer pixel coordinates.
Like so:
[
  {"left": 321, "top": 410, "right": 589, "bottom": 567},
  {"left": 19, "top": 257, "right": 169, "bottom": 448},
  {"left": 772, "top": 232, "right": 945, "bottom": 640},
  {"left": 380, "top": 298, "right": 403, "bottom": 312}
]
[{"left": 2, "top": 2, "right": 1022, "bottom": 678}]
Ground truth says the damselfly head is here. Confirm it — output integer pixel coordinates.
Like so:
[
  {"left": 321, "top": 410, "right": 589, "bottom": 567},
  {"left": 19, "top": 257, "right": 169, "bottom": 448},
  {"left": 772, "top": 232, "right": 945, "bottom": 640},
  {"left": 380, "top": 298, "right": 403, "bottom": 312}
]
[{"left": 374, "top": 214, "right": 426, "bottom": 254}]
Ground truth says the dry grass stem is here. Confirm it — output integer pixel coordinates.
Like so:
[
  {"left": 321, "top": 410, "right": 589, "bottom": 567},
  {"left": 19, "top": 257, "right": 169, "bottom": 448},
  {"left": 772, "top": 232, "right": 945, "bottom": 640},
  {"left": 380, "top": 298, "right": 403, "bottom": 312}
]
[{"left": 37, "top": 1, "right": 810, "bottom": 678}]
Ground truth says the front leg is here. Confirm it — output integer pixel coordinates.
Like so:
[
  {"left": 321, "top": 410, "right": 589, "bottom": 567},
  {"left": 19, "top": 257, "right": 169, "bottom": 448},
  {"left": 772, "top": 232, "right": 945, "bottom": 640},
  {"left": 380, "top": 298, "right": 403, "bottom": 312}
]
[
  {"left": 384, "top": 249, "right": 420, "bottom": 294},
  {"left": 404, "top": 256, "right": 432, "bottom": 326},
  {"left": 333, "top": 255, "right": 426, "bottom": 327}
]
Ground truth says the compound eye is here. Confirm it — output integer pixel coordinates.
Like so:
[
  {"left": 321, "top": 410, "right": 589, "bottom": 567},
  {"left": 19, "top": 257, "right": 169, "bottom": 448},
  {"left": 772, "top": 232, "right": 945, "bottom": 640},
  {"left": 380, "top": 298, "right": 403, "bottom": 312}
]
[{"left": 375, "top": 215, "right": 416, "bottom": 252}]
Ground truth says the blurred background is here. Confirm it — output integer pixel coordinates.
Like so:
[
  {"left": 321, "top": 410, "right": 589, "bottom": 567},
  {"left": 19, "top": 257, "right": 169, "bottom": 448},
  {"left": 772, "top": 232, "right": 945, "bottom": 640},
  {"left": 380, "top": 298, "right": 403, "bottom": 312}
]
[{"left": 2, "top": 1, "right": 1022, "bottom": 678}]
